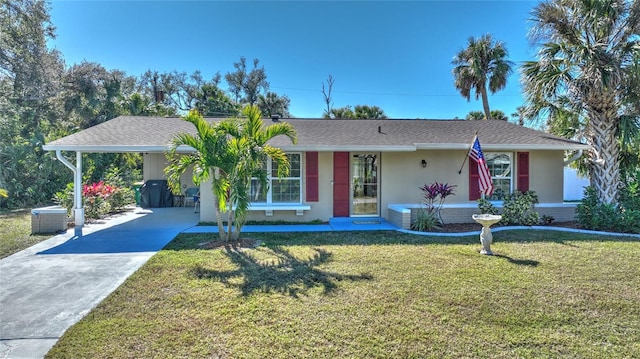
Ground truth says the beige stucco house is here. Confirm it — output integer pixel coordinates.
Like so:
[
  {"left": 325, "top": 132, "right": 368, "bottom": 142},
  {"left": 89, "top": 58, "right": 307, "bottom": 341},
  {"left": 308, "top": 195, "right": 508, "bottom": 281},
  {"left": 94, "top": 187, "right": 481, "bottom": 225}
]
[{"left": 43, "top": 116, "right": 589, "bottom": 228}]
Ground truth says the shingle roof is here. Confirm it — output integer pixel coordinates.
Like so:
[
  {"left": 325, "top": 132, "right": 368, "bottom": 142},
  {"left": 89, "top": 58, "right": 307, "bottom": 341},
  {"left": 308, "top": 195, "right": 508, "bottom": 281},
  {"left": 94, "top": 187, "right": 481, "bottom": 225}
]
[{"left": 43, "top": 116, "right": 589, "bottom": 152}]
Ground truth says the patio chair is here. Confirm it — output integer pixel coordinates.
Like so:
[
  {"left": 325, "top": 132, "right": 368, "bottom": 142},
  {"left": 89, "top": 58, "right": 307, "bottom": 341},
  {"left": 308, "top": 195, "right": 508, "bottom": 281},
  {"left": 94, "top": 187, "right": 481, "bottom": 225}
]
[{"left": 184, "top": 187, "right": 200, "bottom": 213}]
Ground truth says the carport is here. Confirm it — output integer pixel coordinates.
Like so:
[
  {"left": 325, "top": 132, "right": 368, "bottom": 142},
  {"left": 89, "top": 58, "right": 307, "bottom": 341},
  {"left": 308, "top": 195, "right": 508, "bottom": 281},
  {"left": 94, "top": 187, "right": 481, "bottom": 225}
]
[{"left": 42, "top": 116, "right": 198, "bottom": 226}]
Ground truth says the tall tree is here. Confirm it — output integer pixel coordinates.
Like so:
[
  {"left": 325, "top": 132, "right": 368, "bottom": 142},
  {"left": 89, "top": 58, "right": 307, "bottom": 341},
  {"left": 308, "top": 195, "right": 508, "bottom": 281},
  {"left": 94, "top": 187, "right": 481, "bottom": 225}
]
[
  {"left": 465, "top": 109, "right": 507, "bottom": 121},
  {"left": 225, "top": 57, "right": 269, "bottom": 105},
  {"left": 522, "top": 0, "right": 640, "bottom": 204},
  {"left": 324, "top": 105, "right": 388, "bottom": 119},
  {"left": 511, "top": 106, "right": 528, "bottom": 126},
  {"left": 322, "top": 74, "right": 335, "bottom": 118},
  {"left": 452, "top": 34, "right": 514, "bottom": 120},
  {"left": 257, "top": 91, "right": 291, "bottom": 118},
  {"left": 354, "top": 105, "right": 387, "bottom": 119},
  {"left": 465, "top": 111, "right": 485, "bottom": 121},
  {"left": 194, "top": 83, "right": 239, "bottom": 117},
  {"left": 324, "top": 106, "right": 354, "bottom": 119},
  {"left": 0, "top": 0, "right": 67, "bottom": 207}
]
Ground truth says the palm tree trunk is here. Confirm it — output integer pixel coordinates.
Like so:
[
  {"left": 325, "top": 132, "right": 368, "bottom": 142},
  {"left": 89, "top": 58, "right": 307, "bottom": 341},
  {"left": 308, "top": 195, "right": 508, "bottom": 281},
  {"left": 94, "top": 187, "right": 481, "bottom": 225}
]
[
  {"left": 226, "top": 209, "right": 234, "bottom": 242},
  {"left": 212, "top": 194, "right": 226, "bottom": 241},
  {"left": 587, "top": 109, "right": 621, "bottom": 204},
  {"left": 212, "top": 168, "right": 226, "bottom": 241},
  {"left": 481, "top": 85, "right": 491, "bottom": 120}
]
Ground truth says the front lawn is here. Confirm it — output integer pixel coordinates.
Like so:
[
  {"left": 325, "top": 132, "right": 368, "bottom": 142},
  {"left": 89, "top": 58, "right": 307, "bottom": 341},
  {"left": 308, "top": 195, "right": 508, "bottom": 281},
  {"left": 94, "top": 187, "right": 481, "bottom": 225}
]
[
  {"left": 47, "top": 231, "right": 640, "bottom": 358},
  {"left": 0, "top": 210, "right": 53, "bottom": 258}
]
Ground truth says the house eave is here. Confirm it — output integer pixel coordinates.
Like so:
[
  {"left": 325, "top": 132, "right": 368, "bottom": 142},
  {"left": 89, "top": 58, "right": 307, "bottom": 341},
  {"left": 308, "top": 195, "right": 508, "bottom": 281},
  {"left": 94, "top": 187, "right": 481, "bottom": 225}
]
[
  {"left": 278, "top": 145, "right": 417, "bottom": 152},
  {"left": 414, "top": 143, "right": 591, "bottom": 151},
  {"left": 41, "top": 145, "right": 196, "bottom": 153}
]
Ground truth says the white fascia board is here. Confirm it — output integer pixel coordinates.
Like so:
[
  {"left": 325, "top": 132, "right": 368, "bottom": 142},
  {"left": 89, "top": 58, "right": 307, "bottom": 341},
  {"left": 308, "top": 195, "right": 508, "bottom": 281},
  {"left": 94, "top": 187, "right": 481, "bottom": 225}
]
[
  {"left": 278, "top": 145, "right": 416, "bottom": 152},
  {"left": 41, "top": 145, "right": 197, "bottom": 153},
  {"left": 414, "top": 143, "right": 590, "bottom": 151}
]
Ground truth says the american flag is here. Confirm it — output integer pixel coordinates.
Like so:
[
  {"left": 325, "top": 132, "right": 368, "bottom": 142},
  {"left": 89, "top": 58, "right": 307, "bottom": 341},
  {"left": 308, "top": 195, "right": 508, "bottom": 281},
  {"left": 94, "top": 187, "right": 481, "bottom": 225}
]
[{"left": 469, "top": 137, "right": 494, "bottom": 197}]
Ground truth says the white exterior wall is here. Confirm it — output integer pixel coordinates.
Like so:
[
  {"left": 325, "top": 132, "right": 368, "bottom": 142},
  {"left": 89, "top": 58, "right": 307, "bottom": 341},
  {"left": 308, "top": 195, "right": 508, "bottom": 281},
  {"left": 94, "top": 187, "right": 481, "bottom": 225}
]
[{"left": 143, "top": 153, "right": 195, "bottom": 192}]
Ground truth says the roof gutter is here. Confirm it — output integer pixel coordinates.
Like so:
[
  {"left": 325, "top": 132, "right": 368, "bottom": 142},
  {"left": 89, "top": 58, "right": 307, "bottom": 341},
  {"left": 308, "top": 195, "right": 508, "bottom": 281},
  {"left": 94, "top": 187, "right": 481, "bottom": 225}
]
[{"left": 563, "top": 149, "right": 583, "bottom": 166}]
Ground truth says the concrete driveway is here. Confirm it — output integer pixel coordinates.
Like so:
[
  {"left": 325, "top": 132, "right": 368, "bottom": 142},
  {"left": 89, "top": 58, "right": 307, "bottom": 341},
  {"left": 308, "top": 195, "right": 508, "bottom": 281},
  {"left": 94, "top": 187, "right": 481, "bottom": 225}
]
[{"left": 0, "top": 207, "right": 198, "bottom": 359}]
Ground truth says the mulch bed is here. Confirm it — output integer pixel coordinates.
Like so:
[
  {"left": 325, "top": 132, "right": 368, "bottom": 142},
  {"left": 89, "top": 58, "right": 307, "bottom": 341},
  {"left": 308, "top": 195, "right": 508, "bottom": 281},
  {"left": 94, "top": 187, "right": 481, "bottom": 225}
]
[
  {"left": 436, "top": 221, "right": 581, "bottom": 233},
  {"left": 199, "top": 238, "right": 260, "bottom": 250}
]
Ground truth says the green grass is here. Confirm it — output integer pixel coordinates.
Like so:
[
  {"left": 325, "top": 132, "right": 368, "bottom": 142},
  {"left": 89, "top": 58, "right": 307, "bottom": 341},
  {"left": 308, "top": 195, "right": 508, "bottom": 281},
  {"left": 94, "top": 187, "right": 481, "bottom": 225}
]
[
  {"left": 47, "top": 231, "right": 640, "bottom": 358},
  {"left": 0, "top": 210, "right": 53, "bottom": 258}
]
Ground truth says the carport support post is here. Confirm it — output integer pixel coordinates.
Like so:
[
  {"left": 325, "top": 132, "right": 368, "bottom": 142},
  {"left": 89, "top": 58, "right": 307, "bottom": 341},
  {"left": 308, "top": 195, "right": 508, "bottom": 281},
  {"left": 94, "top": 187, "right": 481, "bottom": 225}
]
[{"left": 74, "top": 152, "right": 84, "bottom": 226}]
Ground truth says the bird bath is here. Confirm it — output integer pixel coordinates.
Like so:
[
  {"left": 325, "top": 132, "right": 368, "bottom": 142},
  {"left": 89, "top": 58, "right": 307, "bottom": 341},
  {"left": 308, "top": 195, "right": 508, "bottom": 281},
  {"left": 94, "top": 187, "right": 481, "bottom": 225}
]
[{"left": 472, "top": 214, "right": 503, "bottom": 255}]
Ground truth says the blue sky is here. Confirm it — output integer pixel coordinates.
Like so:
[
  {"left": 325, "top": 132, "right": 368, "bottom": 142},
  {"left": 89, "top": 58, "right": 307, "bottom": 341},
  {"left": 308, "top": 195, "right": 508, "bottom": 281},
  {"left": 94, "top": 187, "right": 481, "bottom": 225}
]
[{"left": 49, "top": 0, "right": 539, "bottom": 119}]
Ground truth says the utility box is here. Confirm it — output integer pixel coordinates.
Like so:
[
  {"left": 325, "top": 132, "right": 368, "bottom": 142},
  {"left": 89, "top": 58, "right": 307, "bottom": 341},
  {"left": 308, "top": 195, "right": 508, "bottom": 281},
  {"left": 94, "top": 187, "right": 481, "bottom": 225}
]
[{"left": 31, "top": 206, "right": 68, "bottom": 234}]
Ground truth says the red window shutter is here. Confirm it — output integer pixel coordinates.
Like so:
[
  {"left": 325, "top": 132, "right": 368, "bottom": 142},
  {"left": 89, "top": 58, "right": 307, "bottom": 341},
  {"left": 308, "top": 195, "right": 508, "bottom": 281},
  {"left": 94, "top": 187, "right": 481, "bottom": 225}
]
[
  {"left": 306, "top": 152, "right": 319, "bottom": 202},
  {"left": 469, "top": 159, "right": 480, "bottom": 200},
  {"left": 517, "top": 152, "right": 529, "bottom": 193}
]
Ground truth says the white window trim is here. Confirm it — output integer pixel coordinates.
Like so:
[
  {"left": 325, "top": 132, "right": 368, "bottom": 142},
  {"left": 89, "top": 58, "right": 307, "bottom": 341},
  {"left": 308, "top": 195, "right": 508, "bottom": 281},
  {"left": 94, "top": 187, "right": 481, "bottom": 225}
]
[
  {"left": 485, "top": 152, "right": 513, "bottom": 202},
  {"left": 252, "top": 152, "right": 303, "bottom": 205}
]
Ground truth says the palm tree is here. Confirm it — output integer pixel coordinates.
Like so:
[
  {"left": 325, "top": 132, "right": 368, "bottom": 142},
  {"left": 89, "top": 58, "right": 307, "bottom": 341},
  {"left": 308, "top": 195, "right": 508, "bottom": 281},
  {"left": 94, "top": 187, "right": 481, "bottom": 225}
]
[
  {"left": 465, "top": 111, "right": 485, "bottom": 121},
  {"left": 166, "top": 106, "right": 297, "bottom": 241},
  {"left": 0, "top": 189, "right": 7, "bottom": 198},
  {"left": 165, "top": 110, "right": 232, "bottom": 240},
  {"left": 452, "top": 34, "right": 514, "bottom": 120},
  {"left": 465, "top": 109, "right": 507, "bottom": 121},
  {"left": 521, "top": 0, "right": 640, "bottom": 204},
  {"left": 220, "top": 105, "right": 297, "bottom": 239}
]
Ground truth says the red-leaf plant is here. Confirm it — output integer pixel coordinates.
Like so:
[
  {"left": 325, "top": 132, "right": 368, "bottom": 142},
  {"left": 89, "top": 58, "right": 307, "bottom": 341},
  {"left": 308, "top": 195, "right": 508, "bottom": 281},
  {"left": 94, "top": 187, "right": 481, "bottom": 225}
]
[{"left": 418, "top": 182, "right": 457, "bottom": 223}]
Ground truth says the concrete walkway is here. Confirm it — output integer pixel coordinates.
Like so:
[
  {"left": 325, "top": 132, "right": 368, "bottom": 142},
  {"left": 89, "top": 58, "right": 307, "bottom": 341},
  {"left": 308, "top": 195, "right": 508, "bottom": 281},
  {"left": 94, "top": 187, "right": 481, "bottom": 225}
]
[{"left": 0, "top": 207, "right": 199, "bottom": 359}]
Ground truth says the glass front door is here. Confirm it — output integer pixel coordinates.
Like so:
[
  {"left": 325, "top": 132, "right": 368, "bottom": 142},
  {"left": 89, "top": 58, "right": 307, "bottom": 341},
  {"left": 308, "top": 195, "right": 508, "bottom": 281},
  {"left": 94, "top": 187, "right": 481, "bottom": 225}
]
[{"left": 351, "top": 153, "right": 379, "bottom": 216}]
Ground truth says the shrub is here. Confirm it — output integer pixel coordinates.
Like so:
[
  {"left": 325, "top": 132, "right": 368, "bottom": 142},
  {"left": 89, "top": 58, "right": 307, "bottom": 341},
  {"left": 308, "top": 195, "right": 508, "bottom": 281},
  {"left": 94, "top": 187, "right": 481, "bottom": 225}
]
[
  {"left": 477, "top": 190, "right": 540, "bottom": 226},
  {"left": 477, "top": 198, "right": 499, "bottom": 215},
  {"left": 576, "top": 186, "right": 640, "bottom": 233},
  {"left": 411, "top": 209, "right": 441, "bottom": 232},
  {"left": 619, "top": 209, "right": 640, "bottom": 233},
  {"left": 501, "top": 190, "right": 540, "bottom": 226},
  {"left": 53, "top": 183, "right": 75, "bottom": 216},
  {"left": 54, "top": 170, "right": 135, "bottom": 220},
  {"left": 541, "top": 215, "right": 555, "bottom": 225}
]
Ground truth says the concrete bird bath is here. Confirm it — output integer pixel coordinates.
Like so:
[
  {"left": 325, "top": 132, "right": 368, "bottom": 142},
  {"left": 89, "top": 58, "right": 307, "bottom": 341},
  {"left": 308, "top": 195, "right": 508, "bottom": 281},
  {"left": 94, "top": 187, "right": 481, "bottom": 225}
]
[{"left": 472, "top": 214, "right": 503, "bottom": 255}]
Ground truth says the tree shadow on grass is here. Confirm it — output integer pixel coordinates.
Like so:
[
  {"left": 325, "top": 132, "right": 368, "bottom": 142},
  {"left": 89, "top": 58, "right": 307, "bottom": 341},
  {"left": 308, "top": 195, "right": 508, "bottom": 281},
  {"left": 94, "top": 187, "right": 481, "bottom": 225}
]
[
  {"left": 493, "top": 254, "right": 540, "bottom": 267},
  {"left": 191, "top": 246, "right": 373, "bottom": 298}
]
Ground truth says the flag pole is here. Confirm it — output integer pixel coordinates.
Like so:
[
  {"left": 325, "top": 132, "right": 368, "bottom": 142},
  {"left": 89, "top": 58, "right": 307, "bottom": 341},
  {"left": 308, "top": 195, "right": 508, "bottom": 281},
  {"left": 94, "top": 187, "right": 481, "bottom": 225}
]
[{"left": 458, "top": 131, "right": 478, "bottom": 174}]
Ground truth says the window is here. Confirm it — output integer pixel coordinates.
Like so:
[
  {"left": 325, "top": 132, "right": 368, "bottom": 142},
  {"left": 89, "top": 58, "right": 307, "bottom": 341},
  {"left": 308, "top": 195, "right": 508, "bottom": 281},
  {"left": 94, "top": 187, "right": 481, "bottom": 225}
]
[
  {"left": 486, "top": 153, "right": 512, "bottom": 200},
  {"left": 250, "top": 153, "right": 302, "bottom": 204}
]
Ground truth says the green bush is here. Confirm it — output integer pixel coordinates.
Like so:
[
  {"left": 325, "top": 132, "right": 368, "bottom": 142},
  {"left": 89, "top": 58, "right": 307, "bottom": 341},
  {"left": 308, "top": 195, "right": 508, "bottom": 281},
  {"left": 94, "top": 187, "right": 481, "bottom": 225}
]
[
  {"left": 477, "top": 198, "right": 499, "bottom": 215},
  {"left": 53, "top": 183, "right": 75, "bottom": 216},
  {"left": 576, "top": 186, "right": 640, "bottom": 233},
  {"left": 501, "top": 190, "right": 540, "bottom": 226},
  {"left": 619, "top": 209, "right": 640, "bottom": 233},
  {"left": 477, "top": 190, "right": 540, "bottom": 226},
  {"left": 411, "top": 209, "right": 441, "bottom": 232}
]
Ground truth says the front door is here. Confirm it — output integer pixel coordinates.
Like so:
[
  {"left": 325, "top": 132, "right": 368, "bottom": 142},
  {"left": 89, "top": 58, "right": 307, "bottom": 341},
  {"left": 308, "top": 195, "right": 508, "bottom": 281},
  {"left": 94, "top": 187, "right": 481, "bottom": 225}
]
[{"left": 351, "top": 153, "right": 379, "bottom": 216}]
